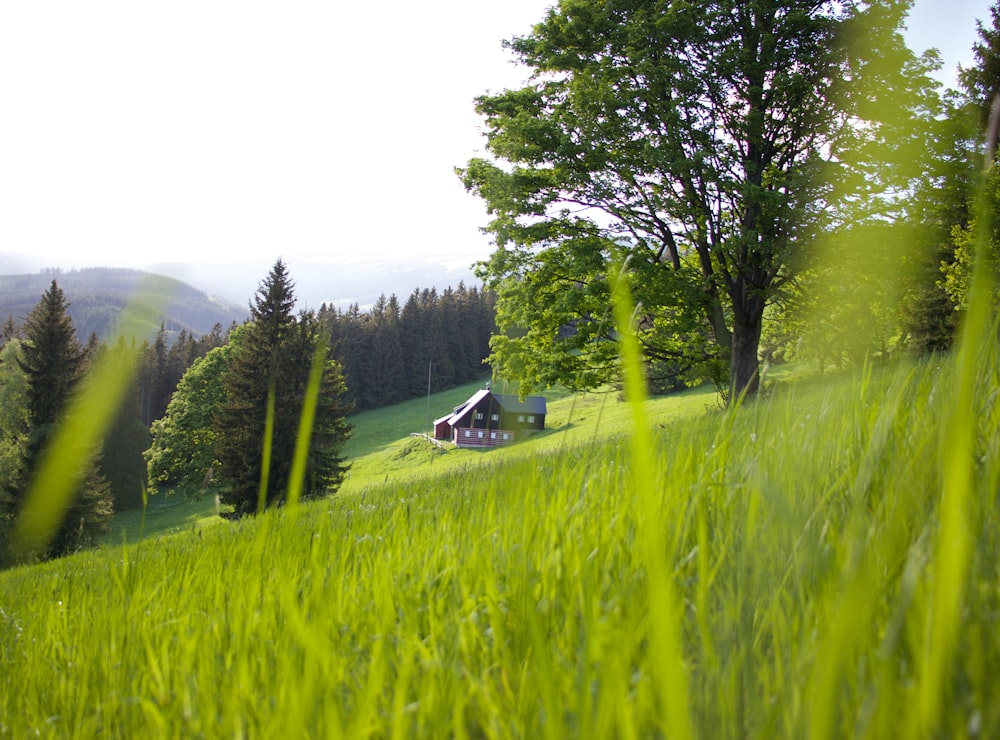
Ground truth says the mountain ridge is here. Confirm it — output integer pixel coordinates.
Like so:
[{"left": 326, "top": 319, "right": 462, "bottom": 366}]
[
  {"left": 0, "top": 251, "right": 484, "bottom": 313},
  {"left": 0, "top": 267, "right": 248, "bottom": 342}
]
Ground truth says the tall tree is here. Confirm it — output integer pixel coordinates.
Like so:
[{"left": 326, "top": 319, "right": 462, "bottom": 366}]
[
  {"left": 903, "top": 90, "right": 979, "bottom": 352},
  {"left": 8, "top": 281, "right": 112, "bottom": 557},
  {"left": 214, "top": 261, "right": 352, "bottom": 516},
  {"left": 937, "top": 2, "right": 1000, "bottom": 315},
  {"left": 460, "top": 0, "right": 937, "bottom": 397},
  {"left": 960, "top": 1, "right": 1000, "bottom": 133}
]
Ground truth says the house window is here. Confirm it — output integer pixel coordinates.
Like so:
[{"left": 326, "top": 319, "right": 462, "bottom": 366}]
[
  {"left": 490, "top": 432, "right": 496, "bottom": 439},
  {"left": 528, "top": 415, "right": 535, "bottom": 423},
  {"left": 502, "top": 433, "right": 510, "bottom": 440},
  {"left": 517, "top": 414, "right": 525, "bottom": 423},
  {"left": 464, "top": 430, "right": 471, "bottom": 438},
  {"left": 478, "top": 431, "right": 483, "bottom": 439},
  {"left": 491, "top": 413, "right": 499, "bottom": 422},
  {"left": 475, "top": 412, "right": 484, "bottom": 420}
]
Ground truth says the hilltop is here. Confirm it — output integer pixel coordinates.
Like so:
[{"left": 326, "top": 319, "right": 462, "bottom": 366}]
[{"left": 0, "top": 267, "right": 247, "bottom": 341}]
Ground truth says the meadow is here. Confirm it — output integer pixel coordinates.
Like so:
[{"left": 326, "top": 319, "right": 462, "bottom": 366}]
[{"left": 1, "top": 341, "right": 997, "bottom": 736}]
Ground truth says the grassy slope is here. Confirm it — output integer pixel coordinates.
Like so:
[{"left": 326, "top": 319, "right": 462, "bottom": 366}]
[
  {"left": 106, "top": 376, "right": 721, "bottom": 542},
  {"left": 341, "top": 377, "right": 719, "bottom": 493},
  {"left": 3, "top": 357, "right": 998, "bottom": 736}
]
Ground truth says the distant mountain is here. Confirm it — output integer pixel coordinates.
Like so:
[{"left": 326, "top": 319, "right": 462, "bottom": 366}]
[
  {"left": 0, "top": 250, "right": 485, "bottom": 314},
  {"left": 0, "top": 267, "right": 247, "bottom": 342}
]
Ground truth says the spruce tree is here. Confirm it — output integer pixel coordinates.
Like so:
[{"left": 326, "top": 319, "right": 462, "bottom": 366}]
[
  {"left": 960, "top": 2, "right": 1000, "bottom": 133},
  {"left": 10, "top": 280, "right": 113, "bottom": 557},
  {"left": 215, "top": 260, "right": 351, "bottom": 516}
]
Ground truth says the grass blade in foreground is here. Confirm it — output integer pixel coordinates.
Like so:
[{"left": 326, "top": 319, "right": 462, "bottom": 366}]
[
  {"left": 911, "top": 93, "right": 1000, "bottom": 738},
  {"left": 286, "top": 336, "right": 330, "bottom": 508},
  {"left": 612, "top": 263, "right": 693, "bottom": 739}
]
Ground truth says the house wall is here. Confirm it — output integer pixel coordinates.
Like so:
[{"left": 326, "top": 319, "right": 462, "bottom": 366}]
[
  {"left": 466, "top": 398, "right": 545, "bottom": 432},
  {"left": 498, "top": 408, "right": 545, "bottom": 431},
  {"left": 453, "top": 427, "right": 518, "bottom": 447}
]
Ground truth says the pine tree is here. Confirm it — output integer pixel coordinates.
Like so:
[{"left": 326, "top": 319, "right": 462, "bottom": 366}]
[
  {"left": 911, "top": 2, "right": 1000, "bottom": 344},
  {"left": 214, "top": 260, "right": 351, "bottom": 516},
  {"left": 960, "top": 2, "right": 1000, "bottom": 133},
  {"left": 284, "top": 310, "right": 352, "bottom": 501},
  {"left": 9, "top": 281, "right": 113, "bottom": 558}
]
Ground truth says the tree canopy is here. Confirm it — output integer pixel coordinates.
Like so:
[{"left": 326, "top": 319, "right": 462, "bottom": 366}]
[
  {"left": 461, "top": 0, "right": 938, "bottom": 397},
  {"left": 145, "top": 342, "right": 231, "bottom": 500}
]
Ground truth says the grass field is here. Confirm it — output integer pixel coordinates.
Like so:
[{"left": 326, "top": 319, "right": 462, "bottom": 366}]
[{"left": 2, "top": 345, "right": 998, "bottom": 736}]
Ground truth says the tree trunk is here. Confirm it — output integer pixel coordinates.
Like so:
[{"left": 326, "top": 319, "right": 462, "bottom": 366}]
[{"left": 730, "top": 316, "right": 762, "bottom": 400}]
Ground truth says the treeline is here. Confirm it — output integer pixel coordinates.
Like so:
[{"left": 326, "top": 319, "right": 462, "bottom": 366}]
[{"left": 321, "top": 283, "right": 496, "bottom": 411}]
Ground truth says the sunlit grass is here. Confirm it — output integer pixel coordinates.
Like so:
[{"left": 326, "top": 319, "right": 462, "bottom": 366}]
[{"left": 1, "top": 341, "right": 998, "bottom": 735}]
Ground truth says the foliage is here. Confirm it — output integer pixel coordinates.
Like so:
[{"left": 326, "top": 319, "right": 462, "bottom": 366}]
[
  {"left": 136, "top": 322, "right": 229, "bottom": 427},
  {"left": 0, "top": 341, "right": 28, "bottom": 532},
  {"left": 460, "top": 0, "right": 936, "bottom": 398},
  {"left": 959, "top": 0, "right": 1000, "bottom": 132},
  {"left": 907, "top": 3, "right": 1000, "bottom": 349},
  {"left": 145, "top": 343, "right": 231, "bottom": 501},
  {"left": 215, "top": 261, "right": 352, "bottom": 516},
  {"left": 943, "top": 167, "right": 1000, "bottom": 310}
]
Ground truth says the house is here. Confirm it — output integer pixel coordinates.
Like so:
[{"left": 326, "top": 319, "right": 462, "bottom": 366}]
[{"left": 433, "top": 388, "right": 547, "bottom": 448}]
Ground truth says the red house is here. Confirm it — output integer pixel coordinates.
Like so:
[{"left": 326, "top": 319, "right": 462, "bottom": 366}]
[{"left": 433, "top": 388, "right": 547, "bottom": 448}]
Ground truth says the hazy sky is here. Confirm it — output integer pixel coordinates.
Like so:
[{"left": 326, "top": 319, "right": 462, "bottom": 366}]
[{"left": 0, "top": 0, "right": 993, "bottom": 277}]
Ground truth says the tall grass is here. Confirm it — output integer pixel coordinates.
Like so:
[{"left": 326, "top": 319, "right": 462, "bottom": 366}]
[{"left": 1, "top": 341, "right": 998, "bottom": 735}]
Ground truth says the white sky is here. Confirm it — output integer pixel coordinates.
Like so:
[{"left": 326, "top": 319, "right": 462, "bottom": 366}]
[{"left": 0, "top": 0, "right": 993, "bottom": 274}]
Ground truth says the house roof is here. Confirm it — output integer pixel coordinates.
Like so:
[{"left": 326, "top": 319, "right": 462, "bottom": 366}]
[{"left": 492, "top": 393, "right": 547, "bottom": 415}]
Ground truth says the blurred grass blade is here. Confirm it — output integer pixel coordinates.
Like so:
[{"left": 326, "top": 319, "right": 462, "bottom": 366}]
[
  {"left": 258, "top": 379, "right": 277, "bottom": 514},
  {"left": 287, "top": 335, "right": 329, "bottom": 507},
  {"left": 912, "top": 93, "right": 1000, "bottom": 737},
  {"left": 611, "top": 261, "right": 693, "bottom": 740}
]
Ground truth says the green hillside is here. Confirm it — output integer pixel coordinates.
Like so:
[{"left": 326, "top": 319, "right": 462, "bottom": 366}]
[
  {"left": 339, "top": 377, "right": 719, "bottom": 493},
  {"left": 3, "top": 348, "right": 998, "bottom": 736}
]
